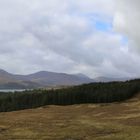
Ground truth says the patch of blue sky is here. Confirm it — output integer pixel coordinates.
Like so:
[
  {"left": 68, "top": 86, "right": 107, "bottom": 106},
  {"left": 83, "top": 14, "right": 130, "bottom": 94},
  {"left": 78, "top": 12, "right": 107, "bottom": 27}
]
[
  {"left": 83, "top": 13, "right": 113, "bottom": 32},
  {"left": 95, "top": 20, "right": 112, "bottom": 32},
  {"left": 121, "top": 36, "right": 128, "bottom": 45}
]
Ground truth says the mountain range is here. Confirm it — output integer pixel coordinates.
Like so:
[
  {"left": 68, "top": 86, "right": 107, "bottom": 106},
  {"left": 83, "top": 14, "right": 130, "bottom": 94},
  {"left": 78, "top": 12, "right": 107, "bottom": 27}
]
[
  {"left": 0, "top": 69, "right": 94, "bottom": 89},
  {"left": 0, "top": 69, "right": 131, "bottom": 89}
]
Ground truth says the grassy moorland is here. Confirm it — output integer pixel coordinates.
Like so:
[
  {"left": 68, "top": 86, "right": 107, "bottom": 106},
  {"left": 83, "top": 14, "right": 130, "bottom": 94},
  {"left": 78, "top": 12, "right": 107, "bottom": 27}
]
[{"left": 0, "top": 93, "right": 140, "bottom": 140}]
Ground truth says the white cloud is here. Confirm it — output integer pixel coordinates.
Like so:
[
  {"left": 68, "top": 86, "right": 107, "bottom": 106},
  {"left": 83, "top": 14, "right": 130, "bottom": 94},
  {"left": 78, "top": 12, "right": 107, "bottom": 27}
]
[{"left": 114, "top": 0, "right": 140, "bottom": 50}]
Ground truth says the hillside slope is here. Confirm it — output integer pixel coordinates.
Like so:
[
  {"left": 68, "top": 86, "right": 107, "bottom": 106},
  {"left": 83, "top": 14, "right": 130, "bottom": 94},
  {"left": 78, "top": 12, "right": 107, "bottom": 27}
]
[
  {"left": 0, "top": 79, "right": 139, "bottom": 112},
  {"left": 0, "top": 93, "right": 139, "bottom": 140}
]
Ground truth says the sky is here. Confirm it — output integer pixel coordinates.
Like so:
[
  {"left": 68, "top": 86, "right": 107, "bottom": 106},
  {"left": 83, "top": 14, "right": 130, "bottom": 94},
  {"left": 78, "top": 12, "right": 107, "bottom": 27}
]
[{"left": 0, "top": 0, "right": 140, "bottom": 78}]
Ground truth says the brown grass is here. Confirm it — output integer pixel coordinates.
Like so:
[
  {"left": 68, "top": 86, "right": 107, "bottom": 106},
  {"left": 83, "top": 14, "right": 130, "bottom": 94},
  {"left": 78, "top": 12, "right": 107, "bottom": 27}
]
[{"left": 0, "top": 94, "right": 140, "bottom": 140}]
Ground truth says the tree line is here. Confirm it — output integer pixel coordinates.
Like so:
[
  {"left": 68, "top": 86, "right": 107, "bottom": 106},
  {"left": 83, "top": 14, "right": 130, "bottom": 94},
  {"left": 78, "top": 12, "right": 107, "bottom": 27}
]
[{"left": 0, "top": 79, "right": 140, "bottom": 112}]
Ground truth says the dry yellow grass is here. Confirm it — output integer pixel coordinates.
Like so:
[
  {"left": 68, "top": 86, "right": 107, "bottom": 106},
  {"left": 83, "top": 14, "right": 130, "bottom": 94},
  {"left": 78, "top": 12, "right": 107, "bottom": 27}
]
[{"left": 0, "top": 94, "right": 140, "bottom": 140}]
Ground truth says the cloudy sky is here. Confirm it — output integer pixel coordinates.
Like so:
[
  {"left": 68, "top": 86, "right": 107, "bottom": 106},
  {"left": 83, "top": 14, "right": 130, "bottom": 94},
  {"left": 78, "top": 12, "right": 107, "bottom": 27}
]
[{"left": 0, "top": 0, "right": 139, "bottom": 78}]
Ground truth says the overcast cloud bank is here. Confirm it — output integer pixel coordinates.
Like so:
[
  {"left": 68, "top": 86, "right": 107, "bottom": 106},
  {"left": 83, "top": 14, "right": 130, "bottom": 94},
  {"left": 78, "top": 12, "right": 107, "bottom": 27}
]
[{"left": 0, "top": 0, "right": 139, "bottom": 78}]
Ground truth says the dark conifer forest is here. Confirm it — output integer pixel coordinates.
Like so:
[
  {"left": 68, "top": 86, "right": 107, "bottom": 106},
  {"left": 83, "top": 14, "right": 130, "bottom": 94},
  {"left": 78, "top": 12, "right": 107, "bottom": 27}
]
[{"left": 0, "top": 79, "right": 140, "bottom": 112}]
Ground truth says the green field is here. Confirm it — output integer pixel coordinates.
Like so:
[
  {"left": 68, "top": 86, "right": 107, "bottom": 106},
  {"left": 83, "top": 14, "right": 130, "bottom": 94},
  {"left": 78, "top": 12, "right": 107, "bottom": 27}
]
[{"left": 0, "top": 94, "right": 140, "bottom": 140}]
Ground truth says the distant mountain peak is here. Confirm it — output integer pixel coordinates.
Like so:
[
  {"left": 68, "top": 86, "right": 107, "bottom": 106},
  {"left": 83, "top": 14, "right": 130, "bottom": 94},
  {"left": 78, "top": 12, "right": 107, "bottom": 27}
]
[
  {"left": 0, "top": 69, "right": 8, "bottom": 73},
  {"left": 94, "top": 76, "right": 130, "bottom": 82},
  {"left": 0, "top": 69, "right": 12, "bottom": 76},
  {"left": 0, "top": 69, "right": 132, "bottom": 89},
  {"left": 0, "top": 69, "right": 94, "bottom": 89},
  {"left": 75, "top": 73, "right": 90, "bottom": 79}
]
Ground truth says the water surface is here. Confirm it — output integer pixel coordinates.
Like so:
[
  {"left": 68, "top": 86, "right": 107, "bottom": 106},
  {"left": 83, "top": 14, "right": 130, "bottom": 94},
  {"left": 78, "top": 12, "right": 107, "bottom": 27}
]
[{"left": 0, "top": 89, "right": 26, "bottom": 93}]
